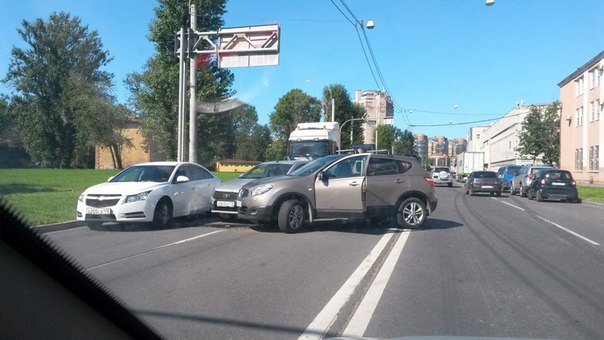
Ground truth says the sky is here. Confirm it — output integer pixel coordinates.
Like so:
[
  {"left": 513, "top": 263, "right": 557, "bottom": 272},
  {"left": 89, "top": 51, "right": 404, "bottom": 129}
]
[{"left": 1, "top": 0, "right": 603, "bottom": 139}]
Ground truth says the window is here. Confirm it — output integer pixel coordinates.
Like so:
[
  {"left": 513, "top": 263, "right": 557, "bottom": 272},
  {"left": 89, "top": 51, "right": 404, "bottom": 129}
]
[
  {"left": 597, "top": 99, "right": 603, "bottom": 121},
  {"left": 589, "top": 101, "right": 595, "bottom": 122},
  {"left": 589, "top": 147, "right": 594, "bottom": 171},
  {"left": 595, "top": 145, "right": 600, "bottom": 171},
  {"left": 598, "top": 67, "right": 604, "bottom": 87},
  {"left": 575, "top": 148, "right": 583, "bottom": 170},
  {"left": 589, "top": 69, "right": 597, "bottom": 89},
  {"left": 576, "top": 76, "right": 584, "bottom": 96},
  {"left": 576, "top": 107, "right": 584, "bottom": 126},
  {"left": 326, "top": 156, "right": 365, "bottom": 178}
]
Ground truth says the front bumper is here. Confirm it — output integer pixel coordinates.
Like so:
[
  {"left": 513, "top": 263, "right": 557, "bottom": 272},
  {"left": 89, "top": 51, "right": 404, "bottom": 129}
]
[
  {"left": 76, "top": 199, "right": 153, "bottom": 223},
  {"left": 237, "top": 203, "right": 273, "bottom": 223}
]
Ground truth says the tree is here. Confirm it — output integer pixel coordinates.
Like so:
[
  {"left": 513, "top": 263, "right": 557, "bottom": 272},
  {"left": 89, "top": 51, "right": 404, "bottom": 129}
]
[
  {"left": 4, "top": 12, "right": 113, "bottom": 167},
  {"left": 127, "top": 0, "right": 233, "bottom": 162},
  {"left": 393, "top": 129, "right": 419, "bottom": 158},
  {"left": 0, "top": 96, "right": 31, "bottom": 167},
  {"left": 322, "top": 84, "right": 365, "bottom": 149},
  {"left": 269, "top": 88, "right": 322, "bottom": 143},
  {"left": 375, "top": 124, "right": 395, "bottom": 151},
  {"left": 517, "top": 102, "right": 560, "bottom": 165},
  {"left": 232, "top": 105, "right": 271, "bottom": 161}
]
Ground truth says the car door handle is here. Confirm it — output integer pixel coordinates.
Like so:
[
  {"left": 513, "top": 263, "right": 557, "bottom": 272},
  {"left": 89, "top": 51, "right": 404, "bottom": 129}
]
[
  {"left": 395, "top": 179, "right": 405, "bottom": 184},
  {"left": 349, "top": 181, "right": 360, "bottom": 186}
]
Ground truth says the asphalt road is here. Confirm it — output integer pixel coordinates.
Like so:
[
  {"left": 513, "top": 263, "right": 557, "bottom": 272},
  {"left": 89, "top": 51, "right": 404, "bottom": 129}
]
[{"left": 45, "top": 184, "right": 604, "bottom": 339}]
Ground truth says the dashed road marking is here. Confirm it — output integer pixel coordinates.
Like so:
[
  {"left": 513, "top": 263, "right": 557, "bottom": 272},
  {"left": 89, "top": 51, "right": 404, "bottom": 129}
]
[{"left": 535, "top": 215, "right": 600, "bottom": 246}]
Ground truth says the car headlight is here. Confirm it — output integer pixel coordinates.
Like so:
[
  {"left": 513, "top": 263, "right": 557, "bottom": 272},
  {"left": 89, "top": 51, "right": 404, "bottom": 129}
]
[
  {"left": 125, "top": 191, "right": 151, "bottom": 204},
  {"left": 250, "top": 184, "right": 273, "bottom": 196}
]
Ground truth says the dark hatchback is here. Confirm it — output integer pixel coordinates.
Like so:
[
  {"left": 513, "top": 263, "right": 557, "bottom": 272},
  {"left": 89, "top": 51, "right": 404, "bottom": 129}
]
[
  {"left": 465, "top": 171, "right": 502, "bottom": 196},
  {"left": 527, "top": 169, "right": 580, "bottom": 203}
]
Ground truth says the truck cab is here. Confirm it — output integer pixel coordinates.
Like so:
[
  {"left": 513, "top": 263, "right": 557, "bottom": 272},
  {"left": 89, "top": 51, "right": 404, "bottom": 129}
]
[{"left": 287, "top": 122, "right": 340, "bottom": 160}]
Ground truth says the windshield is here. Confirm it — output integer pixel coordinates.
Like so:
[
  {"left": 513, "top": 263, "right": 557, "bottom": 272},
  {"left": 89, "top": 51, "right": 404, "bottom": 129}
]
[
  {"left": 288, "top": 154, "right": 343, "bottom": 176},
  {"left": 506, "top": 166, "right": 521, "bottom": 174},
  {"left": 240, "top": 163, "right": 291, "bottom": 179},
  {"left": 287, "top": 140, "right": 329, "bottom": 159},
  {"left": 110, "top": 165, "right": 175, "bottom": 183}
]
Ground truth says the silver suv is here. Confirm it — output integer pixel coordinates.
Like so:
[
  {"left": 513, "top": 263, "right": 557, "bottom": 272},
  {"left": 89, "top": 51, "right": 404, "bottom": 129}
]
[
  {"left": 237, "top": 154, "right": 438, "bottom": 233},
  {"left": 510, "top": 164, "right": 554, "bottom": 197},
  {"left": 432, "top": 167, "right": 453, "bottom": 187}
]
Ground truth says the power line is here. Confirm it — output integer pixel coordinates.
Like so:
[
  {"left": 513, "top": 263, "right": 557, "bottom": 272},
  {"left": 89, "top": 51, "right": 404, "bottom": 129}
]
[
  {"left": 408, "top": 109, "right": 529, "bottom": 127},
  {"left": 398, "top": 108, "right": 503, "bottom": 117}
]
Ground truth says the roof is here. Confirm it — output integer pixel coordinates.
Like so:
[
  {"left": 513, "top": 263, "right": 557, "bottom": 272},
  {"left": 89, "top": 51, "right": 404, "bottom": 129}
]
[{"left": 558, "top": 50, "right": 604, "bottom": 87}]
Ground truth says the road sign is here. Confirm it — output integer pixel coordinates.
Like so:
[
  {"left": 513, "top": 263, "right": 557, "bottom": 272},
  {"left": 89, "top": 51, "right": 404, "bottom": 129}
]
[{"left": 217, "top": 24, "right": 280, "bottom": 68}]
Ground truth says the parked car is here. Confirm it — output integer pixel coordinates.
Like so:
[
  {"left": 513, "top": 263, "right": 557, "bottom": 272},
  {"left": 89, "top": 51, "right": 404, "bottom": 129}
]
[
  {"left": 237, "top": 154, "right": 438, "bottom": 233},
  {"left": 211, "top": 160, "right": 307, "bottom": 218},
  {"left": 497, "top": 164, "right": 522, "bottom": 192},
  {"left": 465, "top": 171, "right": 502, "bottom": 196},
  {"left": 527, "top": 169, "right": 580, "bottom": 203},
  {"left": 431, "top": 166, "right": 453, "bottom": 187},
  {"left": 511, "top": 164, "right": 554, "bottom": 197},
  {"left": 76, "top": 162, "right": 220, "bottom": 228}
]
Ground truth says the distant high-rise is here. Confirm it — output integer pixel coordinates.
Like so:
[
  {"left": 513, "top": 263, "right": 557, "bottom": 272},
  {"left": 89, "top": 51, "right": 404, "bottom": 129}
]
[{"left": 354, "top": 90, "right": 394, "bottom": 144}]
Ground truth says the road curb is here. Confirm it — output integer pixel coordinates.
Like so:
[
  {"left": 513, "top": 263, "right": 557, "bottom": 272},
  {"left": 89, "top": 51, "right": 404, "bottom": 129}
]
[{"left": 34, "top": 220, "right": 85, "bottom": 234}]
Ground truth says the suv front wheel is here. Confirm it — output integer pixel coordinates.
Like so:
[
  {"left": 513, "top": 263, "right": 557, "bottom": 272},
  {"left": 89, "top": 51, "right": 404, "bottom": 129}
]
[
  {"left": 278, "top": 199, "right": 305, "bottom": 233},
  {"left": 395, "top": 197, "right": 427, "bottom": 229}
]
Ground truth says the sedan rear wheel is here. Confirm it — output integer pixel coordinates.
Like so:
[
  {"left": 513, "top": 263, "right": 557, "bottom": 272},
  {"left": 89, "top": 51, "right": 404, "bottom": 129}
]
[
  {"left": 278, "top": 199, "right": 305, "bottom": 233},
  {"left": 536, "top": 191, "right": 544, "bottom": 202},
  {"left": 396, "top": 197, "right": 427, "bottom": 229}
]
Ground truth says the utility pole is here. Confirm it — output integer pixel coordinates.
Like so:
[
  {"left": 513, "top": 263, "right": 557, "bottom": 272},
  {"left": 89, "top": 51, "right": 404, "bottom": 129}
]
[
  {"left": 188, "top": 4, "right": 198, "bottom": 163},
  {"left": 177, "top": 27, "right": 186, "bottom": 162}
]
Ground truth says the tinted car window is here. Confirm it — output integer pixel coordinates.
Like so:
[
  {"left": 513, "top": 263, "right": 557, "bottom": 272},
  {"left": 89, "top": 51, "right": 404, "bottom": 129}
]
[
  {"left": 112, "top": 165, "right": 175, "bottom": 182},
  {"left": 326, "top": 156, "right": 366, "bottom": 178},
  {"left": 289, "top": 155, "right": 343, "bottom": 176},
  {"left": 472, "top": 171, "right": 498, "bottom": 178},
  {"left": 188, "top": 165, "right": 213, "bottom": 180},
  {"left": 368, "top": 157, "right": 398, "bottom": 176},
  {"left": 506, "top": 166, "right": 521, "bottom": 174}
]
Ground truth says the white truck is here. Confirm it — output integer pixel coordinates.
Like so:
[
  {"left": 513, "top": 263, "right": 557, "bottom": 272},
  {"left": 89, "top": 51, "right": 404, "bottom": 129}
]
[
  {"left": 456, "top": 151, "right": 485, "bottom": 181},
  {"left": 287, "top": 122, "right": 340, "bottom": 160}
]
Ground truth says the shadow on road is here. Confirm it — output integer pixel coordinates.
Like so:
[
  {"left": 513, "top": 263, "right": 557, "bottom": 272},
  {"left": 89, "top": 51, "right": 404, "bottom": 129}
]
[
  {"left": 420, "top": 218, "right": 463, "bottom": 230},
  {"left": 87, "top": 214, "right": 222, "bottom": 232}
]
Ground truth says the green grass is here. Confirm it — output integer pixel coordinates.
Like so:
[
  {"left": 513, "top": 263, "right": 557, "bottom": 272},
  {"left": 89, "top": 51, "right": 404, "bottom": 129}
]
[
  {"left": 577, "top": 185, "right": 604, "bottom": 204},
  {"left": 0, "top": 169, "right": 244, "bottom": 225}
]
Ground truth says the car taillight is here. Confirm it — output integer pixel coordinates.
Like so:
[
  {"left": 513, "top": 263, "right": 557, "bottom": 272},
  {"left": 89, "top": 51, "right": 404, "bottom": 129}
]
[
  {"left": 424, "top": 176, "right": 435, "bottom": 188},
  {"left": 527, "top": 174, "right": 535, "bottom": 179},
  {"left": 540, "top": 179, "right": 546, "bottom": 185},
  {"left": 571, "top": 180, "right": 576, "bottom": 186}
]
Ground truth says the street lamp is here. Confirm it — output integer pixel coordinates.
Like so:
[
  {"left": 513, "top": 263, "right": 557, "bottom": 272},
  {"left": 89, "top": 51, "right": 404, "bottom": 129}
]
[
  {"left": 305, "top": 79, "right": 335, "bottom": 122},
  {"left": 340, "top": 118, "right": 367, "bottom": 147}
]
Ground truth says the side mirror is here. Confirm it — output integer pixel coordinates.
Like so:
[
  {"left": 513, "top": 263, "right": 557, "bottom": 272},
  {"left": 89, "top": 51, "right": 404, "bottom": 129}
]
[
  {"left": 318, "top": 171, "right": 329, "bottom": 182},
  {"left": 176, "top": 175, "right": 190, "bottom": 183}
]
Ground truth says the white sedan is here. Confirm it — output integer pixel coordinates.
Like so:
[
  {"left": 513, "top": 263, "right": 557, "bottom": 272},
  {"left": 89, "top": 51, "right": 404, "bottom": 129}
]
[{"left": 76, "top": 162, "right": 220, "bottom": 227}]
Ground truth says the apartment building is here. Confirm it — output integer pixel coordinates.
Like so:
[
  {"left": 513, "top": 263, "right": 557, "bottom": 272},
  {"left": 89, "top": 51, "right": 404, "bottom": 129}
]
[
  {"left": 467, "top": 126, "right": 488, "bottom": 152},
  {"left": 481, "top": 103, "right": 551, "bottom": 169},
  {"left": 559, "top": 51, "right": 604, "bottom": 183},
  {"left": 354, "top": 90, "right": 394, "bottom": 144},
  {"left": 414, "top": 134, "right": 429, "bottom": 161}
]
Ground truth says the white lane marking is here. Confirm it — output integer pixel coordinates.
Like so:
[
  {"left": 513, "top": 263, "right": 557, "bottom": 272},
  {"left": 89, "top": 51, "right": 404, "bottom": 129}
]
[
  {"left": 492, "top": 197, "right": 525, "bottom": 211},
  {"left": 298, "top": 230, "right": 397, "bottom": 340},
  {"left": 536, "top": 215, "right": 600, "bottom": 246},
  {"left": 342, "top": 230, "right": 410, "bottom": 338},
  {"left": 86, "top": 229, "right": 225, "bottom": 270}
]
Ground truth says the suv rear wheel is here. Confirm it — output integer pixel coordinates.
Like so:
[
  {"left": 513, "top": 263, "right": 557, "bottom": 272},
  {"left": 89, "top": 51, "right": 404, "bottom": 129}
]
[
  {"left": 395, "top": 197, "right": 427, "bottom": 229},
  {"left": 278, "top": 199, "right": 305, "bottom": 233}
]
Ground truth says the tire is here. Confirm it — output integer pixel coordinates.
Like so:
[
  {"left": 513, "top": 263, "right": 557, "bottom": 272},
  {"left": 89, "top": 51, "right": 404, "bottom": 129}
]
[
  {"left": 448, "top": 182, "right": 453, "bottom": 187},
  {"left": 536, "top": 191, "right": 544, "bottom": 202},
  {"left": 395, "top": 197, "right": 427, "bottom": 229},
  {"left": 153, "top": 199, "right": 172, "bottom": 227},
  {"left": 527, "top": 189, "right": 533, "bottom": 200},
  {"left": 520, "top": 188, "right": 527, "bottom": 197},
  {"left": 278, "top": 199, "right": 305, "bottom": 233},
  {"left": 495, "top": 191, "right": 501, "bottom": 197},
  {"left": 510, "top": 184, "right": 516, "bottom": 195},
  {"left": 469, "top": 188, "right": 474, "bottom": 196},
  {"left": 465, "top": 188, "right": 469, "bottom": 195}
]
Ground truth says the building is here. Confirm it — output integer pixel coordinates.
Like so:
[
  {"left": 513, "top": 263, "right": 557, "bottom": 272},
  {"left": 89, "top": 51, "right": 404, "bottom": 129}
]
[
  {"left": 467, "top": 126, "right": 489, "bottom": 152},
  {"left": 354, "top": 90, "right": 394, "bottom": 144},
  {"left": 448, "top": 138, "right": 467, "bottom": 169},
  {"left": 95, "top": 118, "right": 164, "bottom": 169},
  {"left": 480, "top": 103, "right": 551, "bottom": 170},
  {"left": 559, "top": 51, "right": 604, "bottom": 183},
  {"left": 428, "top": 136, "right": 449, "bottom": 167},
  {"left": 414, "top": 134, "right": 429, "bottom": 161}
]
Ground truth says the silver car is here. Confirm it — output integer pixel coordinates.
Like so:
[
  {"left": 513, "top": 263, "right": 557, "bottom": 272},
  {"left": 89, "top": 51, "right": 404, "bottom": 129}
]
[
  {"left": 211, "top": 160, "right": 307, "bottom": 218},
  {"left": 237, "top": 154, "right": 438, "bottom": 233},
  {"left": 510, "top": 165, "right": 554, "bottom": 197}
]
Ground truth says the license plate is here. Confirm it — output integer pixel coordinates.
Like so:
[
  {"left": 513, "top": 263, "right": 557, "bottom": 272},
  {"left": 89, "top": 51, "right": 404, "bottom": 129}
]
[
  {"left": 86, "top": 207, "right": 111, "bottom": 215},
  {"left": 482, "top": 185, "right": 493, "bottom": 189},
  {"left": 217, "top": 201, "right": 235, "bottom": 208},
  {"left": 552, "top": 182, "right": 566, "bottom": 186}
]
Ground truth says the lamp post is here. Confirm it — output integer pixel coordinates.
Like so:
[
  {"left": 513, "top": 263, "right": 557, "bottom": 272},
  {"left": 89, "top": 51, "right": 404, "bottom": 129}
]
[
  {"left": 306, "top": 79, "right": 335, "bottom": 122},
  {"left": 340, "top": 118, "right": 366, "bottom": 147}
]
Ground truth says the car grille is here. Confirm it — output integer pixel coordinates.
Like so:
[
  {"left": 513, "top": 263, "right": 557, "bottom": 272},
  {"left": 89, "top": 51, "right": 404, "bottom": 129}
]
[
  {"left": 86, "top": 194, "right": 121, "bottom": 208},
  {"left": 213, "top": 190, "right": 239, "bottom": 200}
]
